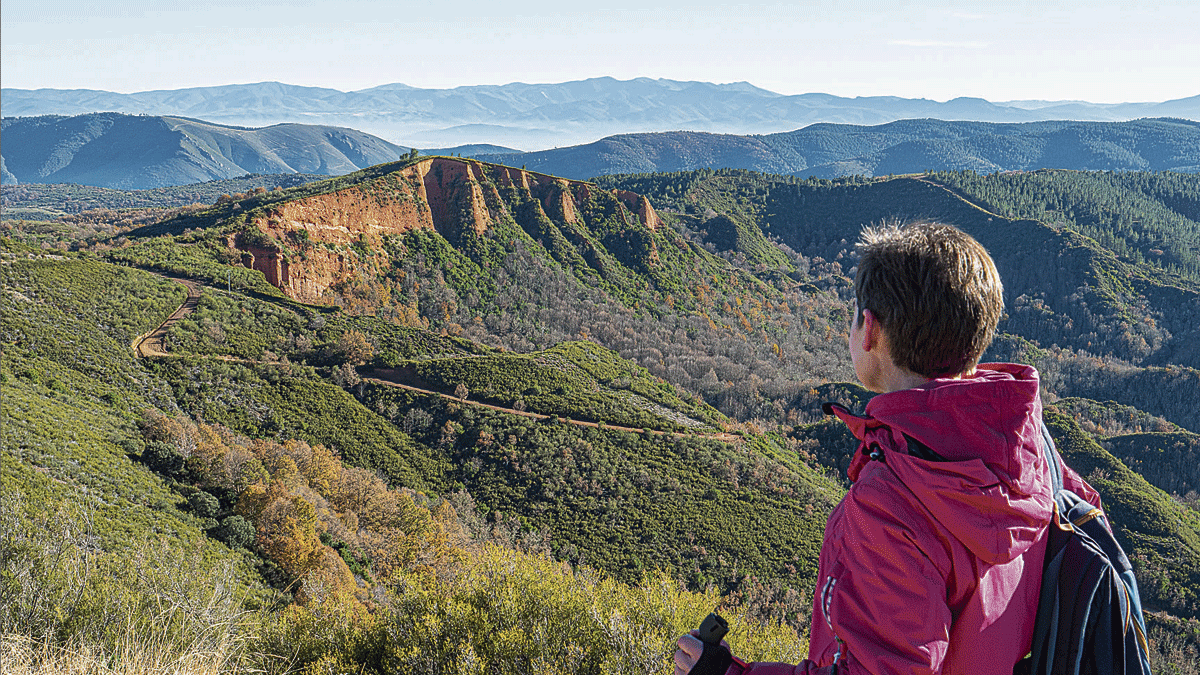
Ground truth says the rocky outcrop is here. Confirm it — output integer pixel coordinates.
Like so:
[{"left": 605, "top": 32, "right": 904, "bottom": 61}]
[
  {"left": 613, "top": 190, "right": 661, "bottom": 232},
  {"left": 231, "top": 158, "right": 665, "bottom": 303},
  {"left": 237, "top": 244, "right": 356, "bottom": 304}
]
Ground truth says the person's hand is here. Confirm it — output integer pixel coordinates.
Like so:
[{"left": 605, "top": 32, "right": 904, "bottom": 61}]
[
  {"left": 674, "top": 630, "right": 704, "bottom": 675},
  {"left": 674, "top": 629, "right": 734, "bottom": 675}
]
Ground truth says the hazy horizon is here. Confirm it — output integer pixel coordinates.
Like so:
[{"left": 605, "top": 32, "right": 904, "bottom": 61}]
[
  {"left": 5, "top": 0, "right": 1198, "bottom": 105},
  {"left": 5, "top": 77, "right": 1195, "bottom": 108}
]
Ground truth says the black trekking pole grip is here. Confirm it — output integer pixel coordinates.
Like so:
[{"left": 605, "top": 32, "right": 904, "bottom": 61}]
[{"left": 689, "top": 612, "right": 734, "bottom": 675}]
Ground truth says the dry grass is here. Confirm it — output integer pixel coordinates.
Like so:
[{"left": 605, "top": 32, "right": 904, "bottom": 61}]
[{"left": 1, "top": 634, "right": 231, "bottom": 675}]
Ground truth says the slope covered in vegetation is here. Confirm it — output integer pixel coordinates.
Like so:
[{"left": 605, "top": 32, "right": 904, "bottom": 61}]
[
  {"left": 6, "top": 161, "right": 1200, "bottom": 670},
  {"left": 479, "top": 118, "right": 1200, "bottom": 179},
  {"left": 2, "top": 242, "right": 830, "bottom": 672},
  {"left": 599, "top": 168, "right": 1200, "bottom": 430},
  {"left": 1, "top": 113, "right": 409, "bottom": 189}
]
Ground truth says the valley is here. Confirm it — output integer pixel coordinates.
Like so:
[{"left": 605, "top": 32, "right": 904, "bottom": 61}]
[{"left": 4, "top": 157, "right": 1200, "bottom": 672}]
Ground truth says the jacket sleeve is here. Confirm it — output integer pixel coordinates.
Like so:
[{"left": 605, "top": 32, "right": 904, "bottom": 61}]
[
  {"left": 736, "top": 484, "right": 953, "bottom": 675},
  {"left": 734, "top": 661, "right": 836, "bottom": 674}
]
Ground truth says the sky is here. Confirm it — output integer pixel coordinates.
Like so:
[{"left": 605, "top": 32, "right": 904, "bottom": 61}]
[{"left": 3, "top": 0, "right": 1198, "bottom": 103}]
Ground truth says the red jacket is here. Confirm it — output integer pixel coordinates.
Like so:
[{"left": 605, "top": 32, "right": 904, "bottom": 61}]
[{"left": 734, "top": 364, "right": 1101, "bottom": 675}]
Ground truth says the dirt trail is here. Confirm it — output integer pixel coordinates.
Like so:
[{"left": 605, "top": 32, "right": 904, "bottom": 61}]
[
  {"left": 911, "top": 176, "right": 1008, "bottom": 219},
  {"left": 361, "top": 372, "right": 740, "bottom": 443},
  {"left": 133, "top": 276, "right": 203, "bottom": 358},
  {"left": 135, "top": 275, "right": 740, "bottom": 444}
]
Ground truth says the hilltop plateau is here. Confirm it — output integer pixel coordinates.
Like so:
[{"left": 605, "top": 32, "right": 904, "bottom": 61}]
[{"left": 4, "top": 158, "right": 1200, "bottom": 670}]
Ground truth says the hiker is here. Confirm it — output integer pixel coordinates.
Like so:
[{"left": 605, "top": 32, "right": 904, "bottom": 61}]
[{"left": 676, "top": 222, "right": 1103, "bottom": 675}]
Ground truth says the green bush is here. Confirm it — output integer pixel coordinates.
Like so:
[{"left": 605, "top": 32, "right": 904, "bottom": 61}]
[
  {"left": 0, "top": 493, "right": 256, "bottom": 668},
  {"left": 188, "top": 490, "right": 221, "bottom": 519},
  {"left": 249, "top": 544, "right": 805, "bottom": 675},
  {"left": 214, "top": 516, "right": 255, "bottom": 550},
  {"left": 143, "top": 440, "right": 185, "bottom": 476}
]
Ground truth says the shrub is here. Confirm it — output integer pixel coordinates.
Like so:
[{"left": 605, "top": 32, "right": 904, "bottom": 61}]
[
  {"left": 248, "top": 544, "right": 805, "bottom": 675},
  {"left": 0, "top": 494, "right": 250, "bottom": 670},
  {"left": 214, "top": 515, "right": 255, "bottom": 550},
  {"left": 380, "top": 545, "right": 805, "bottom": 675},
  {"left": 188, "top": 491, "right": 221, "bottom": 520},
  {"left": 142, "top": 441, "right": 185, "bottom": 477}
]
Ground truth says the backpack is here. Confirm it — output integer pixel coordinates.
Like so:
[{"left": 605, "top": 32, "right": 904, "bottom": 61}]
[{"left": 1016, "top": 423, "right": 1153, "bottom": 675}]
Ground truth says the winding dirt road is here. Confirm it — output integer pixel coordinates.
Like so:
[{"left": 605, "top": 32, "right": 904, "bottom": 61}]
[
  {"left": 133, "top": 276, "right": 203, "bottom": 358},
  {"left": 361, "top": 372, "right": 740, "bottom": 443},
  {"left": 134, "top": 274, "right": 740, "bottom": 444}
]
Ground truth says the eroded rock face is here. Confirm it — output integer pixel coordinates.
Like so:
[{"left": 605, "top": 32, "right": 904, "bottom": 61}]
[
  {"left": 613, "top": 190, "right": 661, "bottom": 232},
  {"left": 232, "top": 158, "right": 663, "bottom": 303}
]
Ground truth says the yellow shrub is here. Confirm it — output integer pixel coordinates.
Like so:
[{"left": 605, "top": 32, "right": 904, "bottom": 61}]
[{"left": 381, "top": 544, "right": 806, "bottom": 675}]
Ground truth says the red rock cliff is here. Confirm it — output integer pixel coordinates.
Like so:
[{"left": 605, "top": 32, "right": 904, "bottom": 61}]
[{"left": 233, "top": 158, "right": 662, "bottom": 303}]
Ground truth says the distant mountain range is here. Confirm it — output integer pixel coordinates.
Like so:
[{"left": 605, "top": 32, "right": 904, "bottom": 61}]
[
  {"left": 4, "top": 78, "right": 1197, "bottom": 149},
  {"left": 479, "top": 118, "right": 1200, "bottom": 179},
  {"left": 5, "top": 113, "right": 1197, "bottom": 189},
  {"left": 0, "top": 113, "right": 410, "bottom": 189}
]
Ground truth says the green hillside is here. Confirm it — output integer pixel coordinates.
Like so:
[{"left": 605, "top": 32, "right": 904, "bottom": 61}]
[
  {"left": 2, "top": 242, "right": 824, "bottom": 671},
  {"left": 480, "top": 118, "right": 1200, "bottom": 179},
  {"left": 7, "top": 162, "right": 1200, "bottom": 670},
  {"left": 93, "top": 158, "right": 856, "bottom": 430},
  {"left": 1, "top": 113, "right": 409, "bottom": 189},
  {"left": 1102, "top": 431, "right": 1200, "bottom": 504},
  {"left": 130, "top": 268, "right": 838, "bottom": 589},
  {"left": 600, "top": 169, "right": 1200, "bottom": 431},
  {"left": 1044, "top": 408, "right": 1200, "bottom": 618}
]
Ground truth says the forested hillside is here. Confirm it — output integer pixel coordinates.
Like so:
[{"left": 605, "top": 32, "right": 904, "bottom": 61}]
[
  {"left": 598, "top": 169, "right": 1200, "bottom": 428},
  {"left": 5, "top": 161, "right": 1200, "bottom": 671},
  {"left": 479, "top": 118, "right": 1200, "bottom": 179},
  {"left": 2, "top": 244, "right": 821, "bottom": 672},
  {"left": 1, "top": 113, "right": 409, "bottom": 189}
]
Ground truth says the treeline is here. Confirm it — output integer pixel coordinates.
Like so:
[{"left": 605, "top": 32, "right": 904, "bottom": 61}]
[
  {"left": 1102, "top": 432, "right": 1200, "bottom": 508},
  {"left": 931, "top": 169, "right": 1200, "bottom": 280}
]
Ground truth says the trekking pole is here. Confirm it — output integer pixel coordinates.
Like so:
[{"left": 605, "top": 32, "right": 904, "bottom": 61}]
[
  {"left": 689, "top": 612, "right": 734, "bottom": 675},
  {"left": 697, "top": 612, "right": 729, "bottom": 645}
]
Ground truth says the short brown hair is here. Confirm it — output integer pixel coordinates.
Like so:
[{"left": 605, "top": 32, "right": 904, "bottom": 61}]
[{"left": 854, "top": 221, "right": 1004, "bottom": 378}]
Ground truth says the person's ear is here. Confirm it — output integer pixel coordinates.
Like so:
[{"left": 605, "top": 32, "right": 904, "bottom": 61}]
[{"left": 860, "top": 308, "right": 880, "bottom": 352}]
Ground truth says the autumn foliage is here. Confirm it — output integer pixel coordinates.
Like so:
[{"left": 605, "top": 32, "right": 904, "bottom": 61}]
[{"left": 139, "top": 412, "right": 468, "bottom": 608}]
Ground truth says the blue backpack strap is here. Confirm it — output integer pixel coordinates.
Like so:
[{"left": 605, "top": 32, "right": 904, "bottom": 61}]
[
  {"left": 1040, "top": 422, "right": 1063, "bottom": 494},
  {"left": 1031, "top": 421, "right": 1152, "bottom": 675}
]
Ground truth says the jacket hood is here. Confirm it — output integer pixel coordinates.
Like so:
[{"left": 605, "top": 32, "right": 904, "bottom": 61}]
[{"left": 829, "top": 363, "right": 1053, "bottom": 565}]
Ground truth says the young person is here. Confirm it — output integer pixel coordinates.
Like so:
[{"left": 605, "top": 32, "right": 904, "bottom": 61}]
[{"left": 675, "top": 222, "right": 1102, "bottom": 675}]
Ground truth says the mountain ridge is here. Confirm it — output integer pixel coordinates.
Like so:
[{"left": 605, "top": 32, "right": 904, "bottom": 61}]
[
  {"left": 5, "top": 78, "right": 1196, "bottom": 149},
  {"left": 0, "top": 113, "right": 412, "bottom": 189},
  {"left": 481, "top": 118, "right": 1200, "bottom": 178},
  {"left": 7, "top": 114, "right": 1198, "bottom": 192}
]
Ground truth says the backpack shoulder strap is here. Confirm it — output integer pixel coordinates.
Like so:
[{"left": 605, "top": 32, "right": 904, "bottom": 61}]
[{"left": 1039, "top": 421, "right": 1064, "bottom": 495}]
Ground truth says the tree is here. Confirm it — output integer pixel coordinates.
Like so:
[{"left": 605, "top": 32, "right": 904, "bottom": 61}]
[
  {"left": 336, "top": 329, "right": 374, "bottom": 365},
  {"left": 257, "top": 494, "right": 323, "bottom": 578},
  {"left": 214, "top": 515, "right": 255, "bottom": 549},
  {"left": 332, "top": 362, "right": 361, "bottom": 388},
  {"left": 188, "top": 490, "right": 221, "bottom": 519}
]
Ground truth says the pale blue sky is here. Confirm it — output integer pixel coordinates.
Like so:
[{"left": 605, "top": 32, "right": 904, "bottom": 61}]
[{"left": 3, "top": 0, "right": 1197, "bottom": 103}]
